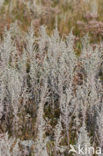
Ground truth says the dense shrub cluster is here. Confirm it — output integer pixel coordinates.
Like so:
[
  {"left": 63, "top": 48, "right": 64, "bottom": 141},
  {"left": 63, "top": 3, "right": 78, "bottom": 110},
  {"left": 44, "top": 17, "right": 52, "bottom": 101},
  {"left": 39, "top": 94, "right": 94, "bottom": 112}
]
[{"left": 0, "top": 22, "right": 103, "bottom": 155}]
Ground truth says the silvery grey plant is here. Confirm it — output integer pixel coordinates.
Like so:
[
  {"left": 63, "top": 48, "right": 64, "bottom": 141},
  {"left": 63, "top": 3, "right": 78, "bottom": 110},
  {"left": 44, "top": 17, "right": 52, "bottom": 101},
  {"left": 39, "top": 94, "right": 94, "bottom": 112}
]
[{"left": 0, "top": 21, "right": 103, "bottom": 155}]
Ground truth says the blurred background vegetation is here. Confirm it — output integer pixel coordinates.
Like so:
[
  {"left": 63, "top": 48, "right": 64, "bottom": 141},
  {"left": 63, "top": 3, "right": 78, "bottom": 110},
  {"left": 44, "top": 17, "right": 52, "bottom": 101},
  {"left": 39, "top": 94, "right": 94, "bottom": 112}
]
[{"left": 0, "top": 0, "right": 103, "bottom": 44}]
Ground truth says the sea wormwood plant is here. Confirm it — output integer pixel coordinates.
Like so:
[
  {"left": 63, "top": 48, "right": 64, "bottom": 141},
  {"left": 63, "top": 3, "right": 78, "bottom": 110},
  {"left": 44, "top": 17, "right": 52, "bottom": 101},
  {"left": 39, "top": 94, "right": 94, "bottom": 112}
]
[{"left": 0, "top": 23, "right": 103, "bottom": 155}]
